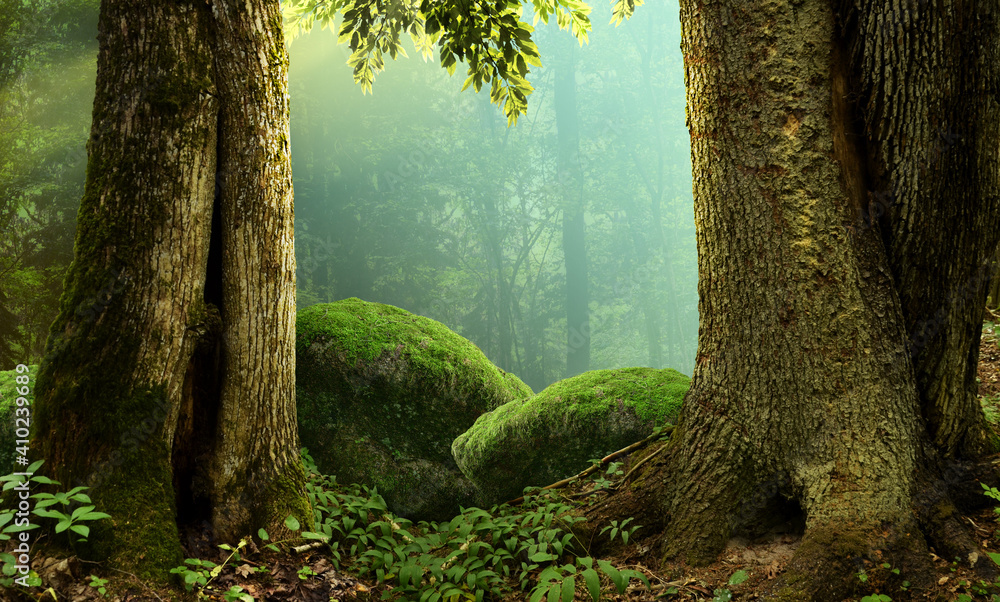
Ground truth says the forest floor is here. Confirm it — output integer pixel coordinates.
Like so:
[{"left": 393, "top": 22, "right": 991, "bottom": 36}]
[{"left": 6, "top": 322, "right": 1000, "bottom": 602}]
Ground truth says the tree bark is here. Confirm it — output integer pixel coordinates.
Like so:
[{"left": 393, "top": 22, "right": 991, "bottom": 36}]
[
  {"left": 594, "top": 0, "right": 1000, "bottom": 598},
  {"left": 845, "top": 1, "right": 1000, "bottom": 458},
  {"left": 33, "top": 0, "right": 309, "bottom": 579}
]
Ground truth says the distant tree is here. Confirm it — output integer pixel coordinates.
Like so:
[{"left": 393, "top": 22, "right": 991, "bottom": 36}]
[{"left": 554, "top": 37, "right": 591, "bottom": 377}]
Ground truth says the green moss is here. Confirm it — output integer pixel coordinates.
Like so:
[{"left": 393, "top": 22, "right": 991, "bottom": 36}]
[
  {"left": 505, "top": 366, "right": 686, "bottom": 427},
  {"left": 83, "top": 438, "right": 183, "bottom": 582},
  {"left": 256, "top": 459, "right": 314, "bottom": 537},
  {"left": 297, "top": 298, "right": 531, "bottom": 400},
  {"left": 296, "top": 299, "right": 527, "bottom": 519},
  {"left": 453, "top": 367, "right": 690, "bottom": 504}
]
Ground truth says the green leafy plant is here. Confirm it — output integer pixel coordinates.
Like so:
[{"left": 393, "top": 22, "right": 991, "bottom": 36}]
[
  {"left": 222, "top": 585, "right": 254, "bottom": 602},
  {"left": 860, "top": 595, "right": 891, "bottom": 602},
  {"left": 32, "top": 487, "right": 111, "bottom": 541},
  {"left": 599, "top": 518, "right": 640, "bottom": 545},
  {"left": 297, "top": 565, "right": 316, "bottom": 580},
  {"left": 87, "top": 574, "right": 109, "bottom": 597},
  {"left": 171, "top": 537, "right": 250, "bottom": 597},
  {"left": 712, "top": 569, "right": 749, "bottom": 602},
  {"left": 290, "top": 449, "right": 651, "bottom": 602},
  {"left": 0, "top": 462, "right": 110, "bottom": 589}
]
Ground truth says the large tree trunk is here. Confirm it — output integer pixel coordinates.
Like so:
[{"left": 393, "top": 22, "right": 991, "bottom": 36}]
[
  {"left": 33, "top": 0, "right": 309, "bottom": 579},
  {"left": 596, "top": 0, "right": 1000, "bottom": 598}
]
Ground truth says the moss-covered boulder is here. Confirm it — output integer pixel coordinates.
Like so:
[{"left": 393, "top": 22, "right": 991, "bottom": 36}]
[
  {"left": 0, "top": 365, "right": 36, "bottom": 474},
  {"left": 296, "top": 299, "right": 532, "bottom": 521},
  {"left": 452, "top": 367, "right": 689, "bottom": 504}
]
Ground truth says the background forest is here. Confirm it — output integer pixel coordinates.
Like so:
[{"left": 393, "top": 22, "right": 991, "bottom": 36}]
[{"left": 0, "top": 0, "right": 698, "bottom": 389}]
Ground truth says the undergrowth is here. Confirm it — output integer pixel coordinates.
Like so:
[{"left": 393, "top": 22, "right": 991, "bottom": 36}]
[{"left": 172, "top": 449, "right": 650, "bottom": 601}]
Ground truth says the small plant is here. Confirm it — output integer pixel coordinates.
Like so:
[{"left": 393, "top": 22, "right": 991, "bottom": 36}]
[
  {"left": 32, "top": 486, "right": 112, "bottom": 541},
  {"left": 171, "top": 537, "right": 251, "bottom": 597},
  {"left": 293, "top": 449, "right": 652, "bottom": 602},
  {"left": 297, "top": 565, "right": 316, "bottom": 580},
  {"left": 0, "top": 462, "right": 110, "bottom": 589},
  {"left": 860, "top": 595, "right": 891, "bottom": 602},
  {"left": 87, "top": 574, "right": 109, "bottom": 597},
  {"left": 599, "top": 518, "right": 641, "bottom": 545},
  {"left": 712, "top": 569, "right": 749, "bottom": 602},
  {"left": 222, "top": 585, "right": 254, "bottom": 602}
]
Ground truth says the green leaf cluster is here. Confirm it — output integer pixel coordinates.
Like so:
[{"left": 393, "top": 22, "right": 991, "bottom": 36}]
[
  {"left": 281, "top": 0, "right": 595, "bottom": 125},
  {"left": 0, "top": 461, "right": 111, "bottom": 590}
]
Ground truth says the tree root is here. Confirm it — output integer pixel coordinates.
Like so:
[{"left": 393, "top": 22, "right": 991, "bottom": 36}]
[{"left": 503, "top": 426, "right": 673, "bottom": 506}]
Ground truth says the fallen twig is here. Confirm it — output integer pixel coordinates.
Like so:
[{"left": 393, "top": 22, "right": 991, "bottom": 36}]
[{"left": 292, "top": 541, "right": 326, "bottom": 554}]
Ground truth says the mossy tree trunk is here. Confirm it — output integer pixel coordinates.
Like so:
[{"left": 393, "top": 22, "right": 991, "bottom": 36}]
[
  {"left": 33, "top": 0, "right": 310, "bottom": 580},
  {"left": 597, "top": 1, "right": 1000, "bottom": 598}
]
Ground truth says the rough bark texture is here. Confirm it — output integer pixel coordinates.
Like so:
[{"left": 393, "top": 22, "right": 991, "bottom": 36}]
[
  {"left": 666, "top": 0, "right": 922, "bottom": 559},
  {"left": 843, "top": 0, "right": 1000, "bottom": 458},
  {"left": 209, "top": 0, "right": 309, "bottom": 543},
  {"left": 33, "top": 0, "right": 309, "bottom": 579},
  {"left": 591, "top": 0, "right": 1000, "bottom": 598}
]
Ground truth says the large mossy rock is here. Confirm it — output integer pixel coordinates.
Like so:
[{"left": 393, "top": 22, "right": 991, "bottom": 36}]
[
  {"left": 296, "top": 299, "right": 532, "bottom": 521},
  {"left": 452, "top": 367, "right": 689, "bottom": 504}
]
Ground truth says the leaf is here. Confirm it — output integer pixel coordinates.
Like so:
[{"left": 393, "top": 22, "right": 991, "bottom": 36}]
[
  {"left": 560, "top": 575, "right": 575, "bottom": 602},
  {"left": 728, "top": 569, "right": 749, "bottom": 585},
  {"left": 69, "top": 524, "right": 89, "bottom": 538},
  {"left": 582, "top": 568, "right": 600, "bottom": 601},
  {"left": 285, "top": 516, "right": 301, "bottom": 531},
  {"left": 258, "top": 528, "right": 270, "bottom": 541},
  {"left": 530, "top": 552, "right": 558, "bottom": 563},
  {"left": 596, "top": 559, "right": 625, "bottom": 593},
  {"left": 301, "top": 531, "right": 329, "bottom": 541}
]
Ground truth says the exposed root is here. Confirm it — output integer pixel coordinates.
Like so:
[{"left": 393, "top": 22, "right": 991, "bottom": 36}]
[
  {"left": 503, "top": 426, "right": 673, "bottom": 506},
  {"left": 771, "top": 522, "right": 933, "bottom": 602}
]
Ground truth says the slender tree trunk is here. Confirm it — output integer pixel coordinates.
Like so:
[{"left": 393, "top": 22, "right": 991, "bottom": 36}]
[
  {"left": 622, "top": 199, "right": 663, "bottom": 367},
  {"left": 555, "top": 40, "right": 590, "bottom": 377},
  {"left": 594, "top": 1, "right": 1000, "bottom": 597},
  {"left": 33, "top": 0, "right": 309, "bottom": 579}
]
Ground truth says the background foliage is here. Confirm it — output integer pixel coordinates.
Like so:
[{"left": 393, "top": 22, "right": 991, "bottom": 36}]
[
  {"left": 0, "top": 0, "right": 97, "bottom": 366},
  {"left": 0, "top": 0, "right": 698, "bottom": 391}
]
